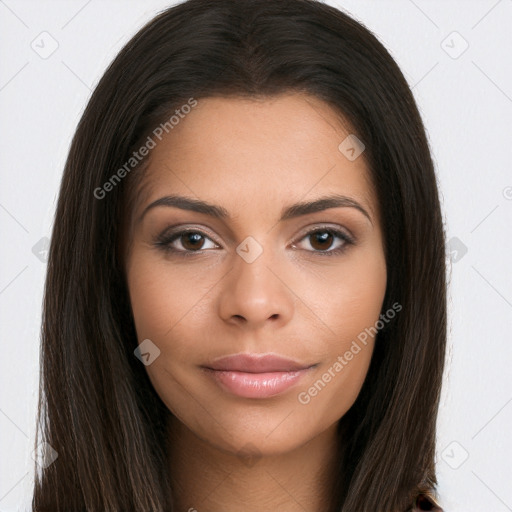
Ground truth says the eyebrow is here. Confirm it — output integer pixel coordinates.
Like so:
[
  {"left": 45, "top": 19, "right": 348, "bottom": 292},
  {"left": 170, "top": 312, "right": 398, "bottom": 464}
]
[{"left": 137, "top": 193, "right": 372, "bottom": 225}]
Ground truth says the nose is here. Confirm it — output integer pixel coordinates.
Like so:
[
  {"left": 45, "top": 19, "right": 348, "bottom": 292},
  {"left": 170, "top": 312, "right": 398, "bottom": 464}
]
[{"left": 217, "top": 242, "right": 295, "bottom": 330}]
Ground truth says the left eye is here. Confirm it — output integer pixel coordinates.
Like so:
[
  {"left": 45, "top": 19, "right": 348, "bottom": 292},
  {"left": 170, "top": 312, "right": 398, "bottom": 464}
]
[{"left": 293, "top": 228, "right": 353, "bottom": 255}]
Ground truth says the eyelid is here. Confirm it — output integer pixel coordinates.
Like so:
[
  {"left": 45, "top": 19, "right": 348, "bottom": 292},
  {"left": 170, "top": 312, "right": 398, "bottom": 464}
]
[
  {"left": 156, "top": 224, "right": 222, "bottom": 246},
  {"left": 154, "top": 222, "right": 355, "bottom": 257},
  {"left": 295, "top": 223, "right": 354, "bottom": 242}
]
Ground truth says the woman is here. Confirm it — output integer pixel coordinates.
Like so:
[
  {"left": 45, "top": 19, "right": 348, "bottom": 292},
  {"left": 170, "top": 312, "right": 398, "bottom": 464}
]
[{"left": 32, "top": 0, "right": 446, "bottom": 510}]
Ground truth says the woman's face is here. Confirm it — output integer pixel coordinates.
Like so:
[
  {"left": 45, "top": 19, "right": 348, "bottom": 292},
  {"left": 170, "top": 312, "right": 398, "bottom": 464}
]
[{"left": 124, "top": 92, "right": 387, "bottom": 457}]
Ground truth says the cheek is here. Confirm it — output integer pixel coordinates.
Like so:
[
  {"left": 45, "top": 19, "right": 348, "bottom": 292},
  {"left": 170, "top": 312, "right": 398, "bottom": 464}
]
[
  {"left": 293, "top": 346, "right": 374, "bottom": 442},
  {"left": 127, "top": 274, "right": 175, "bottom": 340},
  {"left": 126, "top": 251, "right": 222, "bottom": 402},
  {"left": 305, "top": 244, "right": 387, "bottom": 346},
  {"left": 126, "top": 251, "right": 216, "bottom": 342},
  {"left": 126, "top": 257, "right": 211, "bottom": 421},
  {"left": 294, "top": 247, "right": 386, "bottom": 419}
]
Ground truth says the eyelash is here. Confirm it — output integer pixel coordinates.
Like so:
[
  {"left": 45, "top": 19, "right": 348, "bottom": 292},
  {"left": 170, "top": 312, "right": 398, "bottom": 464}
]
[{"left": 154, "top": 225, "right": 355, "bottom": 258}]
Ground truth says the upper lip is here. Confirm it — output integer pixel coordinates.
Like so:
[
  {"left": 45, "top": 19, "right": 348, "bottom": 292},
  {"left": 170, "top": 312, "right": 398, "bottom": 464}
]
[{"left": 203, "top": 353, "right": 314, "bottom": 373}]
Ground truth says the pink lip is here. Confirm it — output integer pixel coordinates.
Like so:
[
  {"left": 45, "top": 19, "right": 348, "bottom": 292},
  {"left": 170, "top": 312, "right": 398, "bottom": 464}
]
[{"left": 202, "top": 353, "right": 316, "bottom": 399}]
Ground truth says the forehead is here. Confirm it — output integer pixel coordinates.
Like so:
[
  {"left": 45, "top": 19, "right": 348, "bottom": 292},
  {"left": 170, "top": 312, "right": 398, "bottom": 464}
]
[{"left": 132, "top": 92, "right": 377, "bottom": 223}]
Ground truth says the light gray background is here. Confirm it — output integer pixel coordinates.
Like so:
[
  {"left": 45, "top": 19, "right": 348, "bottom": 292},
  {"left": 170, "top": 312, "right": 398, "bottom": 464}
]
[{"left": 1, "top": 1, "right": 511, "bottom": 510}]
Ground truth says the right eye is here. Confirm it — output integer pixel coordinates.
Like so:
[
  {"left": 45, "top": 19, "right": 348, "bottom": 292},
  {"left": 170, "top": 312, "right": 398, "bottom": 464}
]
[{"left": 155, "top": 229, "right": 220, "bottom": 256}]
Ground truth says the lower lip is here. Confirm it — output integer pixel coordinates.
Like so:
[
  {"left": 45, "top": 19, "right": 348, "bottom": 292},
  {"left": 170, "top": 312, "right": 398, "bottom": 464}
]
[{"left": 203, "top": 368, "right": 312, "bottom": 399}]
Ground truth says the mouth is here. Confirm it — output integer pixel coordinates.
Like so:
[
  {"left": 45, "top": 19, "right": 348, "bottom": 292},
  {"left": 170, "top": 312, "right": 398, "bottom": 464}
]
[{"left": 201, "top": 353, "right": 317, "bottom": 399}]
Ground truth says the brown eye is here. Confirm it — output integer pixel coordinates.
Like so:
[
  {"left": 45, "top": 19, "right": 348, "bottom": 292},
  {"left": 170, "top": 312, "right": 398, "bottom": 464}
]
[
  {"left": 294, "top": 227, "right": 354, "bottom": 256},
  {"left": 308, "top": 231, "right": 335, "bottom": 251},
  {"left": 155, "top": 229, "right": 219, "bottom": 255},
  {"left": 180, "top": 232, "right": 206, "bottom": 251}
]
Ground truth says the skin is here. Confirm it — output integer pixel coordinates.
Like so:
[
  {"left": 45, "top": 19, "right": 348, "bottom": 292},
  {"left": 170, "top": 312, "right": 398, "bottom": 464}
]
[{"left": 123, "top": 92, "right": 387, "bottom": 511}]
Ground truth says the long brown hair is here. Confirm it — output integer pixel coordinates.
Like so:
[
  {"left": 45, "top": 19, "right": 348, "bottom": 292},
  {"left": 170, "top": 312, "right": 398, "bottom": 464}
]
[{"left": 32, "top": 1, "right": 447, "bottom": 510}]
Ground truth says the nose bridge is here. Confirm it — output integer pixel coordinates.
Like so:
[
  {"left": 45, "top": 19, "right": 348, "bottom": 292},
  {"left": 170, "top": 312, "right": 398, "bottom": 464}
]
[{"left": 217, "top": 233, "right": 294, "bottom": 326}]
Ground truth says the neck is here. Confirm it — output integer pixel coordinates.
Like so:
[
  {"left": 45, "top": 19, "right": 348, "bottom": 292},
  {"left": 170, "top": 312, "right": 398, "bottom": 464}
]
[{"left": 166, "top": 415, "right": 342, "bottom": 512}]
